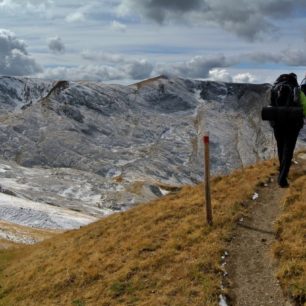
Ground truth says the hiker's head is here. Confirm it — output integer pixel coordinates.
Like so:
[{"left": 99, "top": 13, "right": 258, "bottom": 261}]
[{"left": 289, "top": 73, "right": 297, "bottom": 79}]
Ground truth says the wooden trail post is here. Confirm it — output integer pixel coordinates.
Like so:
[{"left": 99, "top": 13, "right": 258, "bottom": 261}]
[{"left": 203, "top": 135, "right": 213, "bottom": 225}]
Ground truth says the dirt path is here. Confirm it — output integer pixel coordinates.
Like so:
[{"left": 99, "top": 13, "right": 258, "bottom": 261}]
[{"left": 226, "top": 177, "right": 291, "bottom": 306}]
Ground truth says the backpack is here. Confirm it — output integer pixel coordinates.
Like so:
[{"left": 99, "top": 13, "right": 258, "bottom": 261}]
[
  {"left": 270, "top": 74, "right": 300, "bottom": 107},
  {"left": 262, "top": 73, "right": 304, "bottom": 127}
]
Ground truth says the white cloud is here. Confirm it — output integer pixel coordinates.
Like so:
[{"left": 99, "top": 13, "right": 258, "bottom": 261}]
[
  {"left": 0, "top": 0, "right": 18, "bottom": 10},
  {"left": 111, "top": 20, "right": 127, "bottom": 32},
  {"left": 38, "top": 51, "right": 154, "bottom": 81},
  {"left": 65, "top": 3, "right": 101, "bottom": 23},
  {"left": 37, "top": 63, "right": 264, "bottom": 84},
  {"left": 37, "top": 65, "right": 125, "bottom": 81},
  {"left": 156, "top": 55, "right": 236, "bottom": 78},
  {"left": 0, "top": 0, "right": 53, "bottom": 16},
  {"left": 65, "top": 11, "right": 85, "bottom": 23},
  {"left": 48, "top": 36, "right": 65, "bottom": 54},
  {"left": 0, "top": 29, "right": 42, "bottom": 76},
  {"left": 208, "top": 68, "right": 257, "bottom": 83},
  {"left": 233, "top": 72, "right": 256, "bottom": 83},
  {"left": 208, "top": 68, "right": 232, "bottom": 82},
  {"left": 78, "top": 52, "right": 256, "bottom": 82},
  {"left": 81, "top": 51, "right": 154, "bottom": 80}
]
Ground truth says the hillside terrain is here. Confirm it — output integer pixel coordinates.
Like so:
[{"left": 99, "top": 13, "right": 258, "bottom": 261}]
[
  {"left": 0, "top": 155, "right": 304, "bottom": 306},
  {"left": 0, "top": 159, "right": 275, "bottom": 305}
]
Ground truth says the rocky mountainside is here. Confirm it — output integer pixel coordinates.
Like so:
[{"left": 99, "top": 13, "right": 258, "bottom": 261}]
[{"left": 0, "top": 75, "right": 304, "bottom": 234}]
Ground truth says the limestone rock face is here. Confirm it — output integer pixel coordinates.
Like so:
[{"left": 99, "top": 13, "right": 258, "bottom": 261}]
[{"left": 0, "top": 75, "right": 302, "bottom": 231}]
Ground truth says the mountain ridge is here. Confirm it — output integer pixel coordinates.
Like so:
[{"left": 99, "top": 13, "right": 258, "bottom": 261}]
[{"left": 0, "top": 75, "right": 304, "bottom": 231}]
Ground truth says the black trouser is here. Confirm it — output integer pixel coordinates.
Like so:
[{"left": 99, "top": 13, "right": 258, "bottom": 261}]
[{"left": 273, "top": 126, "right": 300, "bottom": 185}]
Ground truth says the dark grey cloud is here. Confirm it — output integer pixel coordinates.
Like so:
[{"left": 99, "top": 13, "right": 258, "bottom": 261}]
[
  {"left": 132, "top": 0, "right": 203, "bottom": 23},
  {"left": 124, "top": 59, "right": 154, "bottom": 79},
  {"left": 118, "top": 0, "right": 306, "bottom": 40},
  {"left": 258, "top": 0, "right": 303, "bottom": 18},
  {"left": 0, "top": 29, "right": 42, "bottom": 76},
  {"left": 48, "top": 36, "right": 65, "bottom": 54},
  {"left": 118, "top": 0, "right": 204, "bottom": 23},
  {"left": 245, "top": 49, "right": 306, "bottom": 66},
  {"left": 81, "top": 51, "right": 124, "bottom": 63}
]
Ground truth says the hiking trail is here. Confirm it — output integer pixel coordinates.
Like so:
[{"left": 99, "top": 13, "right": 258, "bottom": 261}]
[{"left": 226, "top": 171, "right": 293, "bottom": 306}]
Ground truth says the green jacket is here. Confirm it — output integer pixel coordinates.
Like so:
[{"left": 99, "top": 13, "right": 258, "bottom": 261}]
[{"left": 300, "top": 90, "right": 306, "bottom": 117}]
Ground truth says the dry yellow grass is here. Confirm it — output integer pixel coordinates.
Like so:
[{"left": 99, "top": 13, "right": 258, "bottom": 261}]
[
  {"left": 0, "top": 160, "right": 276, "bottom": 306},
  {"left": 274, "top": 167, "right": 306, "bottom": 306}
]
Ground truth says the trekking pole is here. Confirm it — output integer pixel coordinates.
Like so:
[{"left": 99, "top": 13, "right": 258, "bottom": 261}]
[
  {"left": 300, "top": 77, "right": 306, "bottom": 86},
  {"left": 203, "top": 134, "right": 213, "bottom": 226}
]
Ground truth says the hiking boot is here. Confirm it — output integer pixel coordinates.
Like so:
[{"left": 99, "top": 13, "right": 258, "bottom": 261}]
[{"left": 279, "top": 179, "right": 289, "bottom": 188}]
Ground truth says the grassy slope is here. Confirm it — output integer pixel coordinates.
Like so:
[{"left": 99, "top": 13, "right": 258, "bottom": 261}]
[
  {"left": 0, "top": 160, "right": 276, "bottom": 306},
  {"left": 274, "top": 160, "right": 306, "bottom": 306}
]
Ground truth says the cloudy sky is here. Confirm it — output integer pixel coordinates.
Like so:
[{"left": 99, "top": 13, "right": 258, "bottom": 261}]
[{"left": 1, "top": 0, "right": 306, "bottom": 84}]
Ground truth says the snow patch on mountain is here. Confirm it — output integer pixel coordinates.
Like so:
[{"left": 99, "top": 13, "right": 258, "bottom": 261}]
[{"left": 0, "top": 192, "right": 96, "bottom": 230}]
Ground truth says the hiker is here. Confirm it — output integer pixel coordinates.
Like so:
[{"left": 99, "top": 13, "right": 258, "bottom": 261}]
[{"left": 269, "top": 73, "right": 304, "bottom": 188}]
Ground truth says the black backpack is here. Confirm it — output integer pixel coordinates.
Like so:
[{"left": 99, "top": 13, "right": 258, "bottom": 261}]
[
  {"left": 262, "top": 73, "right": 304, "bottom": 126},
  {"left": 270, "top": 74, "right": 299, "bottom": 107}
]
